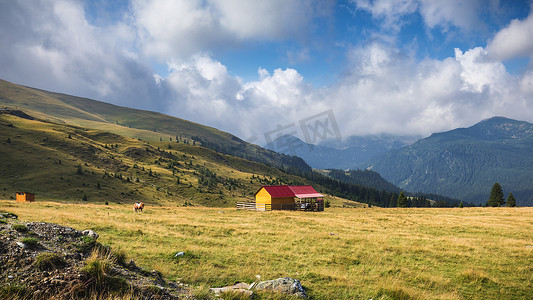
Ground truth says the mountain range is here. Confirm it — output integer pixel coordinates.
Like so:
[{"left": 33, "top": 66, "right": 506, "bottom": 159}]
[
  {"left": 266, "top": 134, "right": 416, "bottom": 169},
  {"left": 368, "top": 117, "right": 533, "bottom": 206}
]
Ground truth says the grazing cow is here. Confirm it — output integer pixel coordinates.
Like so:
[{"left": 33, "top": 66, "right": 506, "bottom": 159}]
[{"left": 133, "top": 202, "right": 144, "bottom": 213}]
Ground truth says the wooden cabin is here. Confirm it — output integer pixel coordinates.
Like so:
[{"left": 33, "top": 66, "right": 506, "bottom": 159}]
[
  {"left": 252, "top": 185, "right": 324, "bottom": 211},
  {"left": 16, "top": 192, "right": 35, "bottom": 202}
]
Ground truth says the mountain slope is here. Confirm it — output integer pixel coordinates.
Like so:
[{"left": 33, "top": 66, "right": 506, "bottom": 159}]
[
  {"left": 324, "top": 169, "right": 401, "bottom": 194},
  {"left": 267, "top": 134, "right": 413, "bottom": 169},
  {"left": 0, "top": 110, "right": 318, "bottom": 206},
  {"left": 369, "top": 117, "right": 533, "bottom": 206},
  {"left": 0, "top": 79, "right": 310, "bottom": 172}
]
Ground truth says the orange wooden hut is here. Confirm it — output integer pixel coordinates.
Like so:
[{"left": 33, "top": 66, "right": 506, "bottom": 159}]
[
  {"left": 16, "top": 192, "right": 35, "bottom": 202},
  {"left": 253, "top": 185, "right": 324, "bottom": 211}
]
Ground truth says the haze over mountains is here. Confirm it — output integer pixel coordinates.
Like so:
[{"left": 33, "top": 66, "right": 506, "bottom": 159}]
[{"left": 267, "top": 134, "right": 417, "bottom": 170}]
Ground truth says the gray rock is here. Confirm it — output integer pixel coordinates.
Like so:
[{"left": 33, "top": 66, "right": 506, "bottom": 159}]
[
  {"left": 210, "top": 282, "right": 253, "bottom": 298},
  {"left": 81, "top": 230, "right": 99, "bottom": 240},
  {"left": 16, "top": 242, "right": 26, "bottom": 249},
  {"left": 174, "top": 251, "right": 185, "bottom": 257},
  {"left": 0, "top": 212, "right": 18, "bottom": 219},
  {"left": 127, "top": 259, "right": 138, "bottom": 270},
  {"left": 254, "top": 277, "right": 307, "bottom": 298}
]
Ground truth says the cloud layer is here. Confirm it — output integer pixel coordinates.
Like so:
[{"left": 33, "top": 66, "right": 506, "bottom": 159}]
[{"left": 0, "top": 0, "right": 532, "bottom": 145}]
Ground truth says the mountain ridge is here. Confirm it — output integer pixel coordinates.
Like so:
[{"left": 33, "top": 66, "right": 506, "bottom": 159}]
[
  {"left": 0, "top": 79, "right": 311, "bottom": 173},
  {"left": 369, "top": 116, "right": 533, "bottom": 206}
]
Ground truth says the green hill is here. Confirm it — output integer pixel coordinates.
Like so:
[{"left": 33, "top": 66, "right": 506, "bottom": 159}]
[
  {"left": 0, "top": 79, "right": 309, "bottom": 172},
  {"left": 0, "top": 110, "right": 317, "bottom": 206}
]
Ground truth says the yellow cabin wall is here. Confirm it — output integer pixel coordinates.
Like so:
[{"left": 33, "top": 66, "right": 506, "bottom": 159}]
[
  {"left": 16, "top": 194, "right": 25, "bottom": 202},
  {"left": 16, "top": 193, "right": 34, "bottom": 202},
  {"left": 255, "top": 188, "right": 272, "bottom": 204}
]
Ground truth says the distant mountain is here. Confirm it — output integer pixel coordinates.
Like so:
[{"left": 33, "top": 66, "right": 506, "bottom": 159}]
[
  {"left": 266, "top": 134, "right": 415, "bottom": 169},
  {"left": 368, "top": 117, "right": 533, "bottom": 206},
  {"left": 323, "top": 169, "right": 401, "bottom": 193},
  {"left": 0, "top": 79, "right": 310, "bottom": 172}
]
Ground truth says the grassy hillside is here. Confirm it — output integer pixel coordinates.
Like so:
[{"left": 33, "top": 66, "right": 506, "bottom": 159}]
[
  {"left": 2, "top": 201, "right": 532, "bottom": 299},
  {"left": 0, "top": 111, "right": 327, "bottom": 206},
  {"left": 0, "top": 79, "right": 310, "bottom": 172}
]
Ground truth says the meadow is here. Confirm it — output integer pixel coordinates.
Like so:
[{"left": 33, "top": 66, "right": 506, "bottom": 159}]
[{"left": 1, "top": 200, "right": 532, "bottom": 299}]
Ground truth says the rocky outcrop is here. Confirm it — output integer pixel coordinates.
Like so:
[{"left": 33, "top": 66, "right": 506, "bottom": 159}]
[
  {"left": 0, "top": 216, "right": 187, "bottom": 299},
  {"left": 254, "top": 277, "right": 307, "bottom": 298},
  {"left": 210, "top": 277, "right": 307, "bottom": 298}
]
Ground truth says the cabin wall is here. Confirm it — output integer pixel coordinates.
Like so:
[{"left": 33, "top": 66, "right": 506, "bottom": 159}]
[
  {"left": 255, "top": 188, "right": 271, "bottom": 204},
  {"left": 255, "top": 188, "right": 271, "bottom": 211},
  {"left": 16, "top": 193, "right": 34, "bottom": 202},
  {"left": 271, "top": 197, "right": 295, "bottom": 205}
]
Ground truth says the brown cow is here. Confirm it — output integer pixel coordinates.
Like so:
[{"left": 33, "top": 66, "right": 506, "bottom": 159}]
[{"left": 133, "top": 202, "right": 144, "bottom": 213}]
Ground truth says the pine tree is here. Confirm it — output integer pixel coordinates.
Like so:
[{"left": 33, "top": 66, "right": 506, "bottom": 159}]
[
  {"left": 459, "top": 201, "right": 464, "bottom": 208},
  {"left": 487, "top": 182, "right": 505, "bottom": 207},
  {"left": 397, "top": 191, "right": 408, "bottom": 208},
  {"left": 507, "top": 192, "right": 516, "bottom": 207},
  {"left": 76, "top": 165, "right": 83, "bottom": 175}
]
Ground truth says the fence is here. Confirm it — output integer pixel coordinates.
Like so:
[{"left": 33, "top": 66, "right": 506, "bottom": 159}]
[{"left": 236, "top": 201, "right": 324, "bottom": 212}]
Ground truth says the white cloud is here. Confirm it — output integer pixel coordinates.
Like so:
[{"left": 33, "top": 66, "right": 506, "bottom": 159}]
[
  {"left": 352, "top": 0, "right": 485, "bottom": 33},
  {"left": 352, "top": 0, "right": 418, "bottom": 30},
  {"left": 454, "top": 47, "right": 508, "bottom": 93},
  {"left": 418, "top": 0, "right": 482, "bottom": 31},
  {"left": 487, "top": 12, "right": 533, "bottom": 60},
  {"left": 132, "top": 0, "right": 325, "bottom": 62},
  {"left": 0, "top": 0, "right": 160, "bottom": 110}
]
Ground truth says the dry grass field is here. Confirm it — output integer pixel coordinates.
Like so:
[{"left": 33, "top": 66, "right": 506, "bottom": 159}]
[{"left": 1, "top": 200, "right": 532, "bottom": 299}]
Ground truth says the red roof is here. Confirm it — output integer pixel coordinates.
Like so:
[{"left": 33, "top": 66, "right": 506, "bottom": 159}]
[{"left": 255, "top": 185, "right": 324, "bottom": 198}]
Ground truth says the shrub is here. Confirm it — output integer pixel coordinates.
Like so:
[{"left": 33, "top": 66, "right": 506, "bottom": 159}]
[
  {"left": 82, "top": 248, "right": 114, "bottom": 286},
  {"left": 112, "top": 248, "right": 128, "bottom": 267},
  {"left": 21, "top": 237, "right": 39, "bottom": 249},
  {"left": 0, "top": 283, "right": 29, "bottom": 299},
  {"left": 35, "top": 252, "right": 66, "bottom": 271},
  {"left": 76, "top": 235, "right": 97, "bottom": 253},
  {"left": 12, "top": 224, "right": 28, "bottom": 233},
  {"left": 81, "top": 248, "right": 129, "bottom": 293}
]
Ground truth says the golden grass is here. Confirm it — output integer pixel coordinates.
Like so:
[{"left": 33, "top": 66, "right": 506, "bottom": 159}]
[{"left": 2, "top": 201, "right": 532, "bottom": 299}]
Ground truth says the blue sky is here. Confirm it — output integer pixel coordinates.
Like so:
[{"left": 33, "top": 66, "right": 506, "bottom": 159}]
[{"left": 1, "top": 0, "right": 533, "bottom": 145}]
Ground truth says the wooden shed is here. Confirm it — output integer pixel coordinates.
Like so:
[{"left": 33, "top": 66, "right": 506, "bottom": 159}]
[
  {"left": 252, "top": 185, "right": 324, "bottom": 211},
  {"left": 16, "top": 192, "right": 35, "bottom": 202}
]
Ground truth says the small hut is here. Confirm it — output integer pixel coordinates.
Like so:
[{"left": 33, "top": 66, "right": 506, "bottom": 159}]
[
  {"left": 16, "top": 192, "right": 35, "bottom": 203},
  {"left": 251, "top": 185, "right": 324, "bottom": 211}
]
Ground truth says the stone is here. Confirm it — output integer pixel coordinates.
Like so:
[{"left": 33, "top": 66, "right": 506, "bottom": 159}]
[
  {"left": 253, "top": 277, "right": 307, "bottom": 298},
  {"left": 16, "top": 242, "right": 26, "bottom": 249},
  {"left": 174, "top": 251, "right": 185, "bottom": 257},
  {"left": 210, "top": 283, "right": 253, "bottom": 298},
  {"left": 127, "top": 259, "right": 138, "bottom": 270},
  {"left": 81, "top": 230, "right": 99, "bottom": 240},
  {"left": 0, "top": 212, "right": 18, "bottom": 219}
]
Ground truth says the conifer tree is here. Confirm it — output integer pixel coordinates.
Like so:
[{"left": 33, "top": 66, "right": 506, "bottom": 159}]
[
  {"left": 487, "top": 182, "right": 505, "bottom": 207},
  {"left": 397, "top": 191, "right": 408, "bottom": 208},
  {"left": 507, "top": 192, "right": 516, "bottom": 207}
]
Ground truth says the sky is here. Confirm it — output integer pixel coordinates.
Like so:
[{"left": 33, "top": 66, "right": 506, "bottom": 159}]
[{"left": 1, "top": 0, "right": 533, "bottom": 146}]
